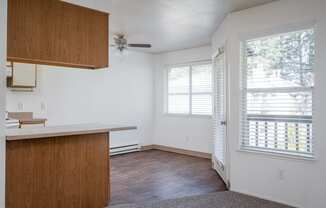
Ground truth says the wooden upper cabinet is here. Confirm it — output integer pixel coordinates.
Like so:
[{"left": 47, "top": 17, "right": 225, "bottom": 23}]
[{"left": 7, "top": 0, "right": 109, "bottom": 69}]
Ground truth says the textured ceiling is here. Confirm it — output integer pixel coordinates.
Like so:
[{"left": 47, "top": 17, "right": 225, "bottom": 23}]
[
  {"left": 229, "top": 0, "right": 277, "bottom": 12},
  {"left": 68, "top": 0, "right": 277, "bottom": 53}
]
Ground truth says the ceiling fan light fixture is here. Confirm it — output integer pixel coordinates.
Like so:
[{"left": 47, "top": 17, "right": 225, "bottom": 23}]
[{"left": 110, "top": 34, "right": 152, "bottom": 53}]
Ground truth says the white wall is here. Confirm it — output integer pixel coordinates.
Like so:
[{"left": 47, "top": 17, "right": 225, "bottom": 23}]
[
  {"left": 6, "top": 51, "right": 154, "bottom": 148},
  {"left": 6, "top": 0, "right": 154, "bottom": 149},
  {"left": 64, "top": 0, "right": 111, "bottom": 13},
  {"left": 0, "top": 0, "right": 6, "bottom": 207},
  {"left": 153, "top": 46, "right": 213, "bottom": 154},
  {"left": 212, "top": 1, "right": 326, "bottom": 207}
]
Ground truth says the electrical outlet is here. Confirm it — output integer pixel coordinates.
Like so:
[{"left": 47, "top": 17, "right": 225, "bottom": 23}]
[
  {"left": 185, "top": 136, "right": 190, "bottom": 143},
  {"left": 41, "top": 102, "right": 46, "bottom": 112},
  {"left": 278, "top": 169, "right": 285, "bottom": 181}
]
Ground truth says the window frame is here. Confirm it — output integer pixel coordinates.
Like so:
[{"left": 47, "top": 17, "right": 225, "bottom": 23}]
[
  {"left": 239, "top": 26, "right": 316, "bottom": 160},
  {"left": 164, "top": 61, "right": 213, "bottom": 118}
]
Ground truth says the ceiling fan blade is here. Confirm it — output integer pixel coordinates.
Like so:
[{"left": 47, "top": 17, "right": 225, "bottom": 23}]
[{"left": 128, "top": 44, "right": 152, "bottom": 48}]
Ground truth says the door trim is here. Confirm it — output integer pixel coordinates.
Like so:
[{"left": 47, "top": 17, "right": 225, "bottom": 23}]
[{"left": 212, "top": 44, "right": 230, "bottom": 186}]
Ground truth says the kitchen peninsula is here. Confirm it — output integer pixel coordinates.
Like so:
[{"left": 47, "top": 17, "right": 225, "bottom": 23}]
[{"left": 5, "top": 124, "right": 137, "bottom": 208}]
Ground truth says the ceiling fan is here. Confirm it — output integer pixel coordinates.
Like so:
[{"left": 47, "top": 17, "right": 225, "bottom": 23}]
[{"left": 111, "top": 34, "right": 152, "bottom": 52}]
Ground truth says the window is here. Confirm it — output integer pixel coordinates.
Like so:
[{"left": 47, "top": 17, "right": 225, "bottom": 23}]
[
  {"left": 240, "top": 28, "right": 315, "bottom": 158},
  {"left": 166, "top": 62, "right": 212, "bottom": 116}
]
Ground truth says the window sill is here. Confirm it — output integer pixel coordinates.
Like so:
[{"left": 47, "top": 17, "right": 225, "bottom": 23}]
[
  {"left": 163, "top": 113, "right": 212, "bottom": 119},
  {"left": 237, "top": 147, "right": 316, "bottom": 162}
]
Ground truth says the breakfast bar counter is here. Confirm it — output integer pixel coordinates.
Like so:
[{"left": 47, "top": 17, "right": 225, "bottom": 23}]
[
  {"left": 5, "top": 124, "right": 137, "bottom": 208},
  {"left": 6, "top": 123, "right": 137, "bottom": 140}
]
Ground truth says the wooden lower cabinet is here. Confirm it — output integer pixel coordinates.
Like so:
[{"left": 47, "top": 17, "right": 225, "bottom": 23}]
[{"left": 6, "top": 133, "right": 109, "bottom": 208}]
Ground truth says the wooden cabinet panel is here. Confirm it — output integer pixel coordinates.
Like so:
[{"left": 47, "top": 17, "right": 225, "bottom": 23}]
[
  {"left": 7, "top": 0, "right": 109, "bottom": 69},
  {"left": 90, "top": 11, "right": 109, "bottom": 68},
  {"left": 6, "top": 133, "right": 109, "bottom": 208},
  {"left": 7, "top": 0, "right": 42, "bottom": 61},
  {"left": 6, "top": 138, "right": 57, "bottom": 208}
]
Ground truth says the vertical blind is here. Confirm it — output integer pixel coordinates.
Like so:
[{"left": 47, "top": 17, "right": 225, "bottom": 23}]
[
  {"left": 167, "top": 63, "right": 212, "bottom": 116},
  {"left": 240, "top": 28, "right": 315, "bottom": 158}
]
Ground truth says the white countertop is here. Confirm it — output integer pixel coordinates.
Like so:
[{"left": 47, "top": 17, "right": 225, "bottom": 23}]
[{"left": 5, "top": 123, "right": 137, "bottom": 141}]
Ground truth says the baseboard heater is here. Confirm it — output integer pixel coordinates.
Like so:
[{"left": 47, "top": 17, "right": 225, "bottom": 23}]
[{"left": 110, "top": 144, "right": 140, "bottom": 156}]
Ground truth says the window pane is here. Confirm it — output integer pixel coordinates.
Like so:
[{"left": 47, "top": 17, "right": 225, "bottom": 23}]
[
  {"left": 192, "top": 64, "right": 212, "bottom": 93},
  {"left": 246, "top": 29, "right": 315, "bottom": 89},
  {"left": 167, "top": 63, "right": 213, "bottom": 116},
  {"left": 168, "top": 95, "right": 189, "bottom": 114},
  {"left": 247, "top": 91, "right": 312, "bottom": 116},
  {"left": 241, "top": 28, "right": 315, "bottom": 157},
  {"left": 168, "top": 66, "right": 189, "bottom": 94},
  {"left": 246, "top": 120, "right": 313, "bottom": 153},
  {"left": 192, "top": 94, "right": 212, "bottom": 115}
]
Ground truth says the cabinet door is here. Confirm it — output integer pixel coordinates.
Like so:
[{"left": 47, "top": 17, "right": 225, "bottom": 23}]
[
  {"left": 89, "top": 11, "right": 109, "bottom": 68},
  {"left": 7, "top": 0, "right": 43, "bottom": 61},
  {"left": 7, "top": 0, "right": 109, "bottom": 69},
  {"left": 52, "top": 2, "right": 91, "bottom": 67}
]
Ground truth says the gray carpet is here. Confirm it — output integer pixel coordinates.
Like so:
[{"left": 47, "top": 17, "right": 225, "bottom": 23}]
[{"left": 109, "top": 191, "right": 294, "bottom": 208}]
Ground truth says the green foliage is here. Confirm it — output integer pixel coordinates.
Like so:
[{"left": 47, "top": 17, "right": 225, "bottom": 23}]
[{"left": 246, "top": 29, "right": 315, "bottom": 87}]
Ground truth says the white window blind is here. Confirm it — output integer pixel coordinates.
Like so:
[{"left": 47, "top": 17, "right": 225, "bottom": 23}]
[
  {"left": 240, "top": 28, "right": 315, "bottom": 158},
  {"left": 167, "top": 62, "right": 212, "bottom": 116},
  {"left": 168, "top": 66, "right": 190, "bottom": 114}
]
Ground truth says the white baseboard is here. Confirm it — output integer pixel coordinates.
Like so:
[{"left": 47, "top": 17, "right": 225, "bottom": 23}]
[{"left": 141, "top": 144, "right": 211, "bottom": 159}]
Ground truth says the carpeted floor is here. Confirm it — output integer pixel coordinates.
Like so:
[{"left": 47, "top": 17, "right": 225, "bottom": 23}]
[{"left": 109, "top": 191, "right": 294, "bottom": 208}]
